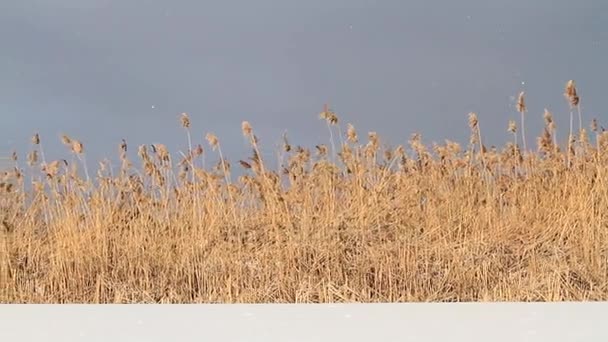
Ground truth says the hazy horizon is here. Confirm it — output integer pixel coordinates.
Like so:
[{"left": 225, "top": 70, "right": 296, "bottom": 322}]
[{"left": 2, "top": 1, "right": 607, "bottom": 165}]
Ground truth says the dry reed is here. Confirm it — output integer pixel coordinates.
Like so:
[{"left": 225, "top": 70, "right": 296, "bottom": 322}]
[{"left": 1, "top": 83, "right": 608, "bottom": 303}]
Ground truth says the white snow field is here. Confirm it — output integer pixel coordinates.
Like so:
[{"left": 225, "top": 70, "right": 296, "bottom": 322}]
[{"left": 1, "top": 303, "right": 607, "bottom": 341}]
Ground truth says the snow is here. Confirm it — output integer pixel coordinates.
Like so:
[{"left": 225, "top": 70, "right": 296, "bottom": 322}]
[{"left": 1, "top": 303, "right": 606, "bottom": 341}]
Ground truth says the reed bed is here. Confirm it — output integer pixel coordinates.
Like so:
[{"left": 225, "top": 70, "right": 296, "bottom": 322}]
[{"left": 1, "top": 81, "right": 608, "bottom": 303}]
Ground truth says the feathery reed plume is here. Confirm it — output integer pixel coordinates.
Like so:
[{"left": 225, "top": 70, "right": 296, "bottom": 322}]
[
  {"left": 565, "top": 80, "right": 581, "bottom": 129},
  {"left": 568, "top": 134, "right": 576, "bottom": 163},
  {"left": 61, "top": 134, "right": 72, "bottom": 146},
  {"left": 180, "top": 112, "right": 190, "bottom": 129},
  {"left": 27, "top": 150, "right": 38, "bottom": 166},
  {"left": 42, "top": 160, "right": 61, "bottom": 179},
  {"left": 206, "top": 133, "right": 219, "bottom": 151},
  {"left": 565, "top": 80, "right": 578, "bottom": 104},
  {"left": 517, "top": 91, "right": 526, "bottom": 113},
  {"left": 316, "top": 144, "right": 328, "bottom": 157},
  {"left": 240, "top": 121, "right": 266, "bottom": 175},
  {"left": 346, "top": 123, "right": 358, "bottom": 143},
  {"left": 71, "top": 140, "right": 83, "bottom": 154},
  {"left": 65, "top": 138, "right": 90, "bottom": 183},
  {"left": 394, "top": 145, "right": 406, "bottom": 163},
  {"left": 319, "top": 104, "right": 339, "bottom": 125},
  {"left": 508, "top": 120, "right": 517, "bottom": 133},
  {"left": 409, "top": 133, "right": 429, "bottom": 171},
  {"left": 543, "top": 109, "right": 554, "bottom": 126},
  {"left": 468, "top": 112, "right": 478, "bottom": 130},
  {"left": 117, "top": 139, "right": 128, "bottom": 166},
  {"left": 242, "top": 121, "right": 253, "bottom": 137},
  {"left": 579, "top": 128, "right": 590, "bottom": 153},
  {"left": 120, "top": 139, "right": 127, "bottom": 154},
  {"left": 366, "top": 131, "right": 377, "bottom": 157},
  {"left": 118, "top": 139, "right": 130, "bottom": 175},
  {"left": 137, "top": 144, "right": 148, "bottom": 160},
  {"left": 468, "top": 112, "right": 479, "bottom": 147},
  {"left": 564, "top": 80, "right": 580, "bottom": 167},
  {"left": 508, "top": 120, "right": 517, "bottom": 146},
  {"left": 537, "top": 128, "right": 553, "bottom": 156},
  {"left": 591, "top": 118, "right": 598, "bottom": 133},
  {"left": 153, "top": 144, "right": 170, "bottom": 163},
  {"left": 180, "top": 112, "right": 194, "bottom": 172},
  {"left": 543, "top": 109, "right": 558, "bottom": 148},
  {"left": 206, "top": 132, "right": 234, "bottom": 189},
  {"left": 30, "top": 132, "right": 47, "bottom": 165},
  {"left": 517, "top": 91, "right": 527, "bottom": 152},
  {"left": 468, "top": 112, "right": 486, "bottom": 169},
  {"left": 282, "top": 132, "right": 291, "bottom": 152},
  {"left": 368, "top": 132, "right": 379, "bottom": 149},
  {"left": 214, "top": 158, "right": 230, "bottom": 174},
  {"left": 383, "top": 147, "right": 393, "bottom": 164},
  {"left": 319, "top": 104, "right": 338, "bottom": 162},
  {"left": 193, "top": 144, "right": 204, "bottom": 157}
]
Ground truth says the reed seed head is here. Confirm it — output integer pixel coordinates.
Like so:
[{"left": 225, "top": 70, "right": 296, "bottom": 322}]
[
  {"left": 316, "top": 144, "right": 328, "bottom": 157},
  {"left": 368, "top": 132, "right": 379, "bottom": 149},
  {"left": 154, "top": 144, "right": 170, "bottom": 162},
  {"left": 120, "top": 139, "right": 127, "bottom": 153},
  {"left": 27, "top": 150, "right": 38, "bottom": 166},
  {"left": 383, "top": 148, "right": 393, "bottom": 162},
  {"left": 537, "top": 128, "right": 553, "bottom": 154},
  {"left": 43, "top": 160, "right": 61, "bottom": 178},
  {"left": 319, "top": 104, "right": 338, "bottom": 125},
  {"left": 580, "top": 128, "right": 589, "bottom": 145},
  {"left": 591, "top": 118, "right": 598, "bottom": 133},
  {"left": 508, "top": 120, "right": 517, "bottom": 133},
  {"left": 517, "top": 92, "right": 526, "bottom": 113},
  {"left": 138, "top": 145, "right": 148, "bottom": 160},
  {"left": 206, "top": 133, "right": 219, "bottom": 150},
  {"left": 543, "top": 109, "right": 553, "bottom": 125},
  {"left": 347, "top": 123, "right": 358, "bottom": 143},
  {"left": 242, "top": 121, "right": 253, "bottom": 137},
  {"left": 31, "top": 133, "right": 40, "bottom": 145},
  {"left": 394, "top": 145, "right": 405, "bottom": 158},
  {"left": 61, "top": 134, "right": 72, "bottom": 146},
  {"left": 282, "top": 132, "right": 291, "bottom": 152},
  {"left": 71, "top": 140, "right": 83, "bottom": 154},
  {"left": 468, "top": 112, "right": 478, "bottom": 129},
  {"left": 193, "top": 144, "right": 204, "bottom": 157},
  {"left": 180, "top": 113, "right": 190, "bottom": 129},
  {"left": 565, "top": 80, "right": 576, "bottom": 98},
  {"left": 565, "top": 80, "right": 580, "bottom": 107}
]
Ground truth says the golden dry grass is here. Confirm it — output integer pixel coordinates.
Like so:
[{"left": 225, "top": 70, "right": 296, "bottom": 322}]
[{"left": 2, "top": 82, "right": 608, "bottom": 303}]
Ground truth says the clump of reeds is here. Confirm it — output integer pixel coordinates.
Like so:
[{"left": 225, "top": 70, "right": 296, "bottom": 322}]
[{"left": 2, "top": 81, "right": 607, "bottom": 304}]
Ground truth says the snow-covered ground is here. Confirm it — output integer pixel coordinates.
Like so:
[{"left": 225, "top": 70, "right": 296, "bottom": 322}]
[{"left": 1, "top": 303, "right": 606, "bottom": 341}]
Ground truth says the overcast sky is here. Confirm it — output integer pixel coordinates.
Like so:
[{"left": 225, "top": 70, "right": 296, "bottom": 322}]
[{"left": 1, "top": 0, "right": 607, "bottom": 164}]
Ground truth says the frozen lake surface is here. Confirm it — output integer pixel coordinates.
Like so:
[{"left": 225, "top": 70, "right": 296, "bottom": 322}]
[{"left": 1, "top": 303, "right": 607, "bottom": 341}]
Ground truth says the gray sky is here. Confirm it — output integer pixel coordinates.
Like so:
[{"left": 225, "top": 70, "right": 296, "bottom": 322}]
[{"left": 1, "top": 0, "right": 607, "bottom": 165}]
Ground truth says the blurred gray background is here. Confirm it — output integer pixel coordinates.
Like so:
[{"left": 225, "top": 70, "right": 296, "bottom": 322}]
[{"left": 1, "top": 0, "right": 607, "bottom": 166}]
